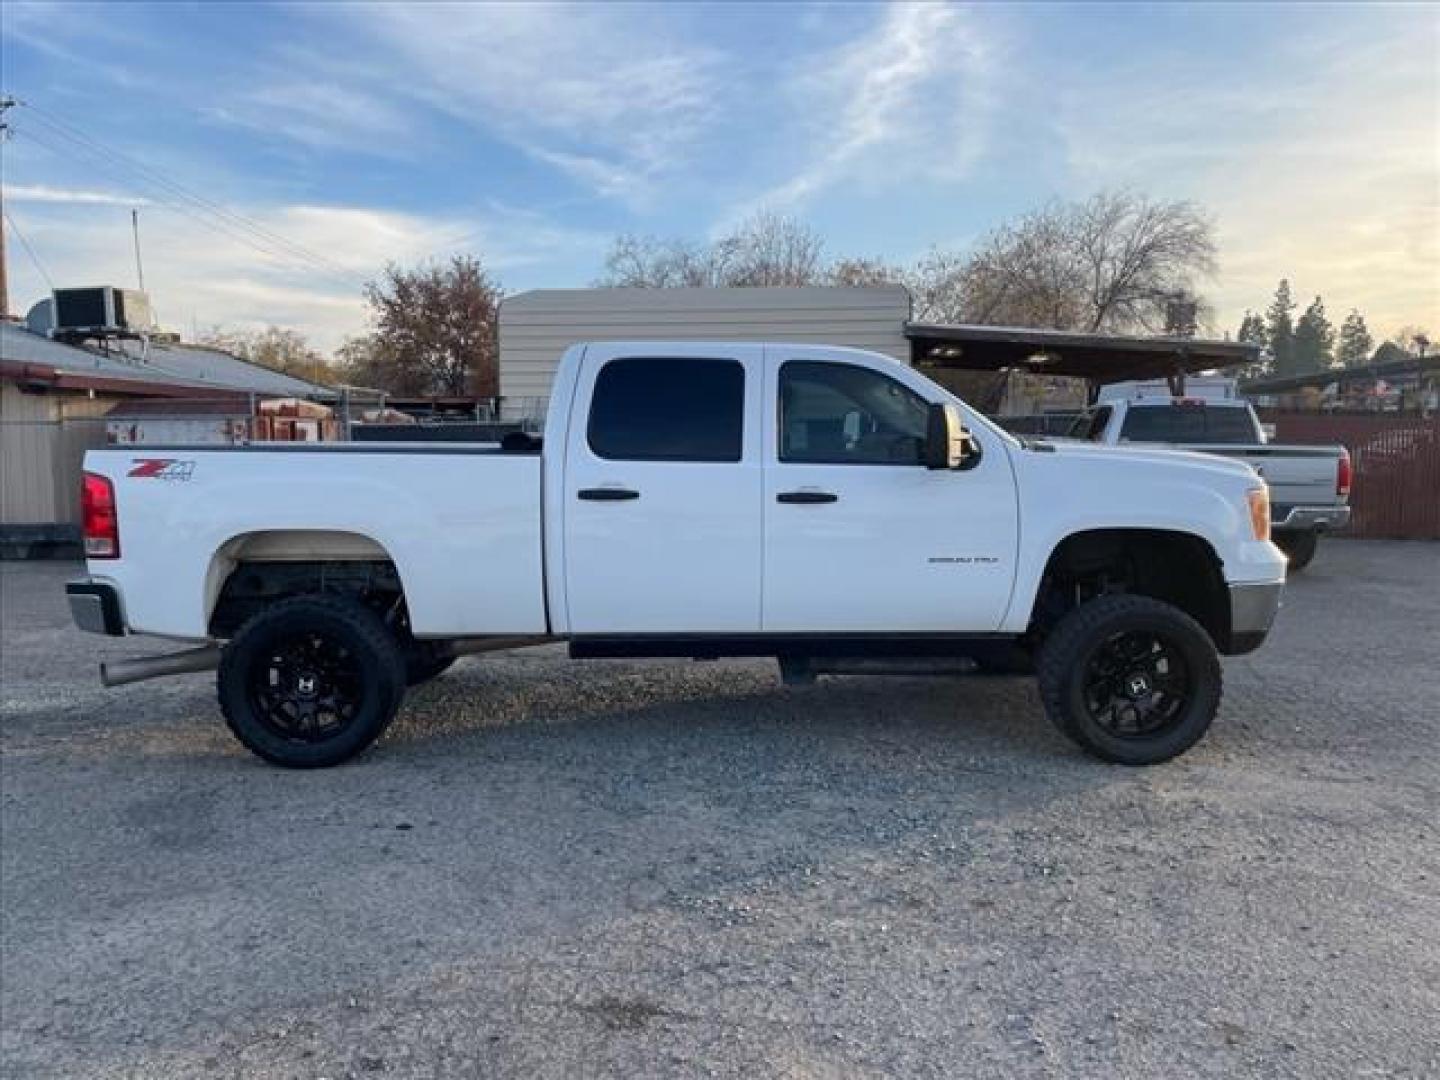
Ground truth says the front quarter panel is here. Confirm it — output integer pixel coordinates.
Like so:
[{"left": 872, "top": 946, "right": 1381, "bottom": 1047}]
[{"left": 1002, "top": 447, "right": 1286, "bottom": 633}]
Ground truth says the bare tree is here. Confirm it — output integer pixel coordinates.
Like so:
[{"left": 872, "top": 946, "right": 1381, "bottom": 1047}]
[
  {"left": 593, "top": 191, "right": 1215, "bottom": 338},
  {"left": 909, "top": 191, "right": 1216, "bottom": 333},
  {"left": 198, "top": 325, "right": 331, "bottom": 384},
  {"left": 597, "top": 212, "right": 825, "bottom": 288},
  {"left": 1070, "top": 191, "right": 1216, "bottom": 332},
  {"left": 825, "top": 256, "right": 907, "bottom": 288},
  {"left": 361, "top": 255, "right": 502, "bottom": 397},
  {"left": 725, "top": 211, "right": 826, "bottom": 286},
  {"left": 599, "top": 235, "right": 721, "bottom": 288}
]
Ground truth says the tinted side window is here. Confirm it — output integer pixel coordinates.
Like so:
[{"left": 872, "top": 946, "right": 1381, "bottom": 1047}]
[
  {"left": 779, "top": 361, "right": 929, "bottom": 465},
  {"left": 588, "top": 356, "right": 744, "bottom": 462}
]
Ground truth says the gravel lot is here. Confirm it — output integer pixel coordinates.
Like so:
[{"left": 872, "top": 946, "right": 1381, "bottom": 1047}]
[{"left": 2, "top": 541, "right": 1438, "bottom": 1079}]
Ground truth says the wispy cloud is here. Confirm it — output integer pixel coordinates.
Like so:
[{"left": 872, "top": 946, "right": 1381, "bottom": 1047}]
[
  {"left": 3, "top": 183, "right": 151, "bottom": 206},
  {"left": 3, "top": 199, "right": 607, "bottom": 351},
  {"left": 265, "top": 3, "right": 726, "bottom": 205},
  {"left": 204, "top": 79, "right": 418, "bottom": 157},
  {"left": 1052, "top": 17, "right": 1438, "bottom": 336},
  {"left": 726, "top": 2, "right": 997, "bottom": 222}
]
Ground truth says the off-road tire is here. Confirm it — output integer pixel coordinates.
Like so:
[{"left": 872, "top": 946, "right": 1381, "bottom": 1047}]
[
  {"left": 1275, "top": 529, "right": 1318, "bottom": 572},
  {"left": 1036, "top": 594, "right": 1221, "bottom": 766},
  {"left": 218, "top": 595, "right": 406, "bottom": 768}
]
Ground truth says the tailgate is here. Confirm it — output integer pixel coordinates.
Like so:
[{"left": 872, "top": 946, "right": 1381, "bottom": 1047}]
[{"left": 1185, "top": 444, "right": 1340, "bottom": 507}]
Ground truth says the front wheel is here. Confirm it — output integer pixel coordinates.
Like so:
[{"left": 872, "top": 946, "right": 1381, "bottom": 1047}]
[
  {"left": 218, "top": 595, "right": 406, "bottom": 768},
  {"left": 1036, "top": 595, "right": 1221, "bottom": 766},
  {"left": 1274, "top": 529, "right": 1319, "bottom": 572}
]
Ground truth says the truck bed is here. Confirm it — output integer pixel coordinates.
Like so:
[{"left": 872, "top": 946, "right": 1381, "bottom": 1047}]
[{"left": 82, "top": 444, "right": 547, "bottom": 639}]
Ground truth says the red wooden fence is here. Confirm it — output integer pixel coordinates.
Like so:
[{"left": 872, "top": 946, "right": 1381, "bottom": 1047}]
[{"left": 1258, "top": 412, "right": 1440, "bottom": 540}]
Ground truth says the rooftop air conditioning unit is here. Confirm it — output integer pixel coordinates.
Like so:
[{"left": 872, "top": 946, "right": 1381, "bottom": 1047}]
[{"left": 51, "top": 287, "right": 154, "bottom": 336}]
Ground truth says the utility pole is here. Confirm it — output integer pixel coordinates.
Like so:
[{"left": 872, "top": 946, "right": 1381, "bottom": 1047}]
[
  {"left": 0, "top": 96, "right": 16, "bottom": 320},
  {"left": 131, "top": 208, "right": 147, "bottom": 293}
]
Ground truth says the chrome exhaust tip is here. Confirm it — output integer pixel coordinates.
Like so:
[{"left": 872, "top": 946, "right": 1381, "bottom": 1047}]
[{"left": 100, "top": 645, "right": 222, "bottom": 688}]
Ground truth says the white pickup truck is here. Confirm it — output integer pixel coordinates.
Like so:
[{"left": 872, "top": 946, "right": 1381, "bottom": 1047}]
[
  {"left": 67, "top": 342, "right": 1286, "bottom": 769},
  {"left": 1062, "top": 379, "right": 1351, "bottom": 570}
]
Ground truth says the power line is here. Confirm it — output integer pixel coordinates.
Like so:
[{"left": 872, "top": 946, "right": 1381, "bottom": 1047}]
[
  {"left": 21, "top": 100, "right": 363, "bottom": 281},
  {"left": 15, "top": 101, "right": 371, "bottom": 289},
  {"left": 17, "top": 126, "right": 366, "bottom": 293},
  {"left": 2, "top": 206, "right": 55, "bottom": 289},
  {"left": 17, "top": 124, "right": 360, "bottom": 290}
]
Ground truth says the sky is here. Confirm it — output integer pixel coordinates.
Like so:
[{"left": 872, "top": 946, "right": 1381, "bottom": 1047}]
[{"left": 1, "top": 1, "right": 1436, "bottom": 355}]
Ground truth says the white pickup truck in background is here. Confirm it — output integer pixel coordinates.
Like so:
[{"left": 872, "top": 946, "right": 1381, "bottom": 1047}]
[
  {"left": 1062, "top": 378, "right": 1351, "bottom": 570},
  {"left": 67, "top": 343, "right": 1286, "bottom": 769}
]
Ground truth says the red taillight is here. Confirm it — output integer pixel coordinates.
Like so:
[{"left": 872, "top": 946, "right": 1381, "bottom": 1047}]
[
  {"left": 81, "top": 471, "right": 119, "bottom": 559},
  {"left": 1337, "top": 449, "right": 1352, "bottom": 500}
]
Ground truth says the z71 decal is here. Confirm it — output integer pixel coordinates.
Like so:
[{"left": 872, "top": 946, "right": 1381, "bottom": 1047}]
[{"left": 128, "top": 458, "right": 196, "bottom": 481}]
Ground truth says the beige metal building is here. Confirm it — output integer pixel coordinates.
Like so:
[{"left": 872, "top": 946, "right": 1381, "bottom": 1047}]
[{"left": 497, "top": 286, "right": 912, "bottom": 401}]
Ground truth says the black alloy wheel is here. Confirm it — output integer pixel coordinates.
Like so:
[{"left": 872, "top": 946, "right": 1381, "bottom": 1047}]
[
  {"left": 1080, "top": 630, "right": 1191, "bottom": 740},
  {"left": 1037, "top": 594, "right": 1221, "bottom": 766},
  {"left": 249, "top": 630, "right": 365, "bottom": 743},
  {"left": 218, "top": 595, "right": 405, "bottom": 768}
]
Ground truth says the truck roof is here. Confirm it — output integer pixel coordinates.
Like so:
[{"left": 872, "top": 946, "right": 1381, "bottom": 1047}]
[{"left": 1096, "top": 377, "right": 1242, "bottom": 405}]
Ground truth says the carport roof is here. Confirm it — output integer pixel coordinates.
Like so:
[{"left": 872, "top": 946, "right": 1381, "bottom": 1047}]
[{"left": 905, "top": 322, "right": 1260, "bottom": 383}]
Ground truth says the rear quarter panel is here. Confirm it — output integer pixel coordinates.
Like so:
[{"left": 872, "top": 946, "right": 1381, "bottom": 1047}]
[{"left": 85, "top": 447, "right": 545, "bottom": 639}]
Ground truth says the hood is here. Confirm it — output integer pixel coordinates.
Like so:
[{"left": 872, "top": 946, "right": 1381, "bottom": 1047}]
[{"left": 1028, "top": 438, "right": 1260, "bottom": 483}]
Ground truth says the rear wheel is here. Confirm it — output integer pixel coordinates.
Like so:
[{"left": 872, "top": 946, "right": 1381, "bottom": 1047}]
[
  {"left": 1036, "top": 595, "right": 1221, "bottom": 766},
  {"left": 1274, "top": 529, "right": 1318, "bottom": 572},
  {"left": 218, "top": 595, "right": 405, "bottom": 768}
]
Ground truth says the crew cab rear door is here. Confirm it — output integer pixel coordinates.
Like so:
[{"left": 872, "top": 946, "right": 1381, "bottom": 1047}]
[
  {"left": 761, "top": 348, "right": 1019, "bottom": 632},
  {"left": 562, "top": 344, "right": 765, "bottom": 633}
]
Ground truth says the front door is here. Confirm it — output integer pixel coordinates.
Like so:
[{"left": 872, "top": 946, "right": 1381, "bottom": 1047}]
[
  {"left": 563, "top": 345, "right": 765, "bottom": 634},
  {"left": 762, "top": 352, "right": 1018, "bottom": 633}
]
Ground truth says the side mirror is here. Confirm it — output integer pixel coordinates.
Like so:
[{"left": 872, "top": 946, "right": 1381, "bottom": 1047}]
[{"left": 925, "top": 402, "right": 981, "bottom": 470}]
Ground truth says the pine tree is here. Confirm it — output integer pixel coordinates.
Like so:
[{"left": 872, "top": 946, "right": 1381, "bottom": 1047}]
[
  {"left": 1293, "top": 296, "right": 1335, "bottom": 373},
  {"left": 1336, "top": 309, "right": 1374, "bottom": 368},
  {"left": 1237, "top": 310, "right": 1267, "bottom": 345},
  {"left": 1236, "top": 310, "right": 1270, "bottom": 378},
  {"left": 1265, "top": 280, "right": 1297, "bottom": 376}
]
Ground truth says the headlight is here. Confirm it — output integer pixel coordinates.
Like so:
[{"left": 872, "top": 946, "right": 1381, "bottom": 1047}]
[{"left": 1247, "top": 487, "right": 1271, "bottom": 541}]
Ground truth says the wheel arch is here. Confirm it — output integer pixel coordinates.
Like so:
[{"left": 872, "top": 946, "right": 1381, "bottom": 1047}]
[
  {"left": 203, "top": 529, "right": 410, "bottom": 636},
  {"left": 1024, "top": 527, "right": 1232, "bottom": 650}
]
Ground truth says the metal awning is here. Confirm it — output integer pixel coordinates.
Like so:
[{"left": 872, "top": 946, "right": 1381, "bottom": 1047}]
[{"left": 906, "top": 322, "right": 1259, "bottom": 383}]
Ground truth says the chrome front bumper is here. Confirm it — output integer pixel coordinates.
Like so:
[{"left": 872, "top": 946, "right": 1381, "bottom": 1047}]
[
  {"left": 1227, "top": 580, "right": 1283, "bottom": 655},
  {"left": 1274, "top": 505, "right": 1350, "bottom": 532}
]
